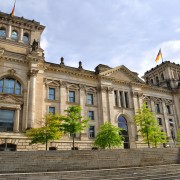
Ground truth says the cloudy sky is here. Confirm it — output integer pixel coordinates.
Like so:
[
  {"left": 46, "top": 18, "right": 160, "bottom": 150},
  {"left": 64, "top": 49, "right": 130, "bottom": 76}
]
[{"left": 1, "top": 0, "right": 180, "bottom": 76}]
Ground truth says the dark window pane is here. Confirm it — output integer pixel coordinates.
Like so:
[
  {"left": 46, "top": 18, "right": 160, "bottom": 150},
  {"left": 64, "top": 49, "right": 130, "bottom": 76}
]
[
  {"left": 124, "top": 92, "right": 129, "bottom": 108},
  {"left": 87, "top": 93, "right": 93, "bottom": 105},
  {"left": 49, "top": 107, "right": 55, "bottom": 115},
  {"left": 15, "top": 81, "right": 21, "bottom": 95},
  {"left": 114, "top": 91, "right": 118, "bottom": 106},
  {"left": 11, "top": 31, "right": 18, "bottom": 40},
  {"left": 0, "top": 28, "right": 6, "bottom": 37},
  {"left": 0, "top": 79, "right": 3, "bottom": 92},
  {"left": 4, "top": 79, "right": 15, "bottom": 94},
  {"left": 23, "top": 33, "right": 29, "bottom": 43},
  {"left": 89, "top": 126, "right": 95, "bottom": 138},
  {"left": 49, "top": 88, "right": 55, "bottom": 100},
  {"left": 0, "top": 110, "right": 15, "bottom": 132},
  {"left": 119, "top": 91, "right": 123, "bottom": 107},
  {"left": 89, "top": 111, "right": 94, "bottom": 120},
  {"left": 69, "top": 91, "right": 75, "bottom": 102}
]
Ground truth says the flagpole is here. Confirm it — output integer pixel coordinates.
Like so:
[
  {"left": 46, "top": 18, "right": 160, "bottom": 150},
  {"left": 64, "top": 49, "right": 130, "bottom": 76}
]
[{"left": 160, "top": 49, "right": 164, "bottom": 63}]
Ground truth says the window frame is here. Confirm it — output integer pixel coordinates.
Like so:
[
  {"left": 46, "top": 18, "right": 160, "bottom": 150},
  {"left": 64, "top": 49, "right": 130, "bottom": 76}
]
[
  {"left": 49, "top": 107, "right": 55, "bottom": 115},
  {"left": 87, "top": 93, "right": 94, "bottom": 105},
  {"left": 69, "top": 90, "right": 75, "bottom": 103},
  {"left": 0, "top": 78, "right": 21, "bottom": 95},
  {"left": 89, "top": 126, "right": 95, "bottom": 138},
  {"left": 88, "top": 111, "right": 95, "bottom": 120},
  {"left": 48, "top": 87, "right": 55, "bottom": 100},
  {"left": 0, "top": 27, "right": 6, "bottom": 38},
  {"left": 11, "top": 30, "right": 18, "bottom": 41}
]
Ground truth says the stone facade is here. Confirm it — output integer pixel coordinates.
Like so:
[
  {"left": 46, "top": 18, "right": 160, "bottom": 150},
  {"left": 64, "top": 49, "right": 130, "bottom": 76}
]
[{"left": 0, "top": 12, "right": 180, "bottom": 151}]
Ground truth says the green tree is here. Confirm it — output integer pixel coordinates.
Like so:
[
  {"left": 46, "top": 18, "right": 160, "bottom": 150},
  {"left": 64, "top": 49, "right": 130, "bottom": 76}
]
[
  {"left": 26, "top": 113, "right": 63, "bottom": 150},
  {"left": 94, "top": 122, "right": 124, "bottom": 149},
  {"left": 176, "top": 127, "right": 180, "bottom": 146},
  {"left": 60, "top": 105, "right": 89, "bottom": 149},
  {"left": 134, "top": 103, "right": 167, "bottom": 148}
]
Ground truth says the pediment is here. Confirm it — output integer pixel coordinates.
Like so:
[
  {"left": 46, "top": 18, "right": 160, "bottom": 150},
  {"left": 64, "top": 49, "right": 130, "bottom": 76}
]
[
  {"left": 46, "top": 80, "right": 60, "bottom": 87},
  {"left": 100, "top": 65, "right": 144, "bottom": 83},
  {"left": 0, "top": 95, "right": 23, "bottom": 105}
]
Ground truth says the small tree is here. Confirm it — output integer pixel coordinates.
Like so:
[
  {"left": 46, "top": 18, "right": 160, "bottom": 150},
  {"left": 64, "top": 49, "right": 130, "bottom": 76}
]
[
  {"left": 134, "top": 103, "right": 167, "bottom": 148},
  {"left": 26, "top": 113, "right": 63, "bottom": 150},
  {"left": 94, "top": 122, "right": 124, "bottom": 149},
  {"left": 60, "top": 106, "right": 89, "bottom": 149},
  {"left": 176, "top": 127, "right": 180, "bottom": 146}
]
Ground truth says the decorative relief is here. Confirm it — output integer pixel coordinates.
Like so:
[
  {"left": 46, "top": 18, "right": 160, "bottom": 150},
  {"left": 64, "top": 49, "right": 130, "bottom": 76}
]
[
  {"left": 79, "top": 84, "right": 86, "bottom": 91},
  {"left": 60, "top": 81, "right": 67, "bottom": 88},
  {"left": 100, "top": 86, "right": 108, "bottom": 92},
  {"left": 8, "top": 69, "right": 16, "bottom": 76},
  {"left": 108, "top": 87, "right": 114, "bottom": 94},
  {"left": 0, "top": 95, "right": 23, "bottom": 105},
  {"left": 27, "top": 69, "right": 39, "bottom": 78}
]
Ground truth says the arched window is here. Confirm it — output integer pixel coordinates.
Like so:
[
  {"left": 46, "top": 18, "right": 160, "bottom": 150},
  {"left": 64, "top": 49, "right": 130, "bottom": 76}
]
[
  {"left": 118, "top": 116, "right": 129, "bottom": 148},
  {"left": 0, "top": 27, "right": 6, "bottom": 37},
  {"left": 11, "top": 30, "right": 18, "bottom": 41},
  {"left": 23, "top": 33, "right": 29, "bottom": 43},
  {"left": 0, "top": 78, "right": 21, "bottom": 95},
  {"left": 161, "top": 73, "right": 164, "bottom": 80}
]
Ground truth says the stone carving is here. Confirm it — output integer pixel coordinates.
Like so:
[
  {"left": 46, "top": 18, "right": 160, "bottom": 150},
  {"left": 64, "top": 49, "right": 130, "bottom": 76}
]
[
  {"left": 60, "top": 81, "right": 67, "bottom": 88},
  {"left": 79, "top": 84, "right": 86, "bottom": 90},
  {"left": 100, "top": 86, "right": 108, "bottom": 92},
  {"left": 78, "top": 61, "right": 83, "bottom": 69},
  {"left": 8, "top": 69, "right": 16, "bottom": 76},
  {"left": 60, "top": 57, "right": 65, "bottom": 66},
  {"left": 27, "top": 69, "right": 39, "bottom": 78},
  {"left": 108, "top": 87, "right": 114, "bottom": 94},
  {"left": 31, "top": 39, "right": 38, "bottom": 52}
]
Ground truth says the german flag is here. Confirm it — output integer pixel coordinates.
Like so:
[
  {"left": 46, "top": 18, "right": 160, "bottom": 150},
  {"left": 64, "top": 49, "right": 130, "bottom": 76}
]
[
  {"left": 155, "top": 49, "right": 162, "bottom": 62},
  {"left": 10, "top": 1, "right": 16, "bottom": 17}
]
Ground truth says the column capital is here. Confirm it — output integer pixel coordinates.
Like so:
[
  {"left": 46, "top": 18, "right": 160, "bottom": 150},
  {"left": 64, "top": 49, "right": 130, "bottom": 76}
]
[
  {"left": 60, "top": 80, "right": 67, "bottom": 88},
  {"left": 100, "top": 86, "right": 108, "bottom": 92},
  {"left": 27, "top": 69, "right": 39, "bottom": 78}
]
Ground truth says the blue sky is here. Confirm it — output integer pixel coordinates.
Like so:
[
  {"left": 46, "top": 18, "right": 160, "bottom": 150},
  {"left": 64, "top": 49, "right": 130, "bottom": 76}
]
[{"left": 1, "top": 0, "right": 180, "bottom": 76}]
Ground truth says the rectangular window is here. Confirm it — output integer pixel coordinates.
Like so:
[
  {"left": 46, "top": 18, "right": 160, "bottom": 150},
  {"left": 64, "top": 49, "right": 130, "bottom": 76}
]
[
  {"left": 119, "top": 91, "right": 123, "bottom": 107},
  {"left": 49, "top": 88, "right": 55, "bottom": 100},
  {"left": 69, "top": 91, "right": 75, "bottom": 103},
  {"left": 124, "top": 92, "right": 129, "bottom": 108},
  {"left": 49, "top": 107, "right": 55, "bottom": 115},
  {"left": 169, "top": 119, "right": 174, "bottom": 127},
  {"left": 0, "top": 110, "right": 15, "bottom": 132},
  {"left": 89, "top": 126, "right": 95, "bottom": 138},
  {"left": 157, "top": 118, "right": 162, "bottom": 126},
  {"left": 0, "top": 80, "right": 3, "bottom": 93},
  {"left": 155, "top": 104, "right": 160, "bottom": 113},
  {"left": 166, "top": 105, "right": 171, "bottom": 114},
  {"left": 87, "top": 93, "right": 93, "bottom": 105},
  {"left": 114, "top": 91, "right": 118, "bottom": 106},
  {"left": 88, "top": 111, "right": 94, "bottom": 120}
]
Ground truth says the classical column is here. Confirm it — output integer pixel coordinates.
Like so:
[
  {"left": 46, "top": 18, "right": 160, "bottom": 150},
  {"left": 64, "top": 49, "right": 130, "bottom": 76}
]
[
  {"left": 162, "top": 100, "right": 171, "bottom": 138},
  {"left": 13, "top": 107, "right": 21, "bottom": 132},
  {"left": 27, "top": 69, "right": 39, "bottom": 128},
  {"left": 107, "top": 87, "right": 114, "bottom": 123},
  {"left": 59, "top": 81, "right": 67, "bottom": 115},
  {"left": 100, "top": 86, "right": 108, "bottom": 124},
  {"left": 19, "top": 27, "right": 23, "bottom": 42},
  {"left": 6, "top": 24, "right": 12, "bottom": 39},
  {"left": 150, "top": 97, "right": 155, "bottom": 112},
  {"left": 79, "top": 84, "right": 87, "bottom": 140}
]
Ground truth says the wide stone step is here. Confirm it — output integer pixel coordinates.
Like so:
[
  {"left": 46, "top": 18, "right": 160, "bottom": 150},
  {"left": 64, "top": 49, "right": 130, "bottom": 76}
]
[{"left": 0, "top": 164, "right": 180, "bottom": 180}]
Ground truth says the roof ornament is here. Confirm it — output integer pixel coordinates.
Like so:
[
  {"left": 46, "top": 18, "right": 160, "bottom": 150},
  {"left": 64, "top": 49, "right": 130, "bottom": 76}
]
[
  {"left": 60, "top": 57, "right": 65, "bottom": 66},
  {"left": 78, "top": 61, "right": 83, "bottom": 70},
  {"left": 31, "top": 39, "right": 38, "bottom": 52}
]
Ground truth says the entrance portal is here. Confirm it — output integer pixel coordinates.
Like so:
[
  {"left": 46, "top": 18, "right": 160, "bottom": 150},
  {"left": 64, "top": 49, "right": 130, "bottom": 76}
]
[{"left": 118, "top": 116, "right": 130, "bottom": 149}]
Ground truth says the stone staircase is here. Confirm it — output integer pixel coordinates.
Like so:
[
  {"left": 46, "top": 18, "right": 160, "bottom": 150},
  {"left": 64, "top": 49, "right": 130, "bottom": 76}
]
[{"left": 0, "top": 148, "right": 179, "bottom": 179}]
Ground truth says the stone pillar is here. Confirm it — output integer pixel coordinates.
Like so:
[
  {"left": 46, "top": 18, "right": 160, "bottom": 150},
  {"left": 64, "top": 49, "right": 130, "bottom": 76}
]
[
  {"left": 79, "top": 84, "right": 87, "bottom": 140},
  {"left": 150, "top": 97, "right": 155, "bottom": 112},
  {"left": 100, "top": 86, "right": 108, "bottom": 123},
  {"left": 19, "top": 28, "right": 23, "bottom": 42},
  {"left": 107, "top": 87, "right": 114, "bottom": 123},
  {"left": 27, "top": 69, "right": 39, "bottom": 128},
  {"left": 13, "top": 107, "right": 21, "bottom": 132},
  {"left": 6, "top": 24, "right": 12, "bottom": 39},
  {"left": 59, "top": 81, "right": 67, "bottom": 114},
  {"left": 162, "top": 100, "right": 171, "bottom": 138},
  {"left": 116, "top": 90, "right": 120, "bottom": 107}
]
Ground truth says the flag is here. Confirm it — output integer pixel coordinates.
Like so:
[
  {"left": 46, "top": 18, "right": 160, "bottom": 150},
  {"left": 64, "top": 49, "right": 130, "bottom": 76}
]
[
  {"left": 10, "top": 1, "right": 16, "bottom": 17},
  {"left": 155, "top": 49, "right": 162, "bottom": 62}
]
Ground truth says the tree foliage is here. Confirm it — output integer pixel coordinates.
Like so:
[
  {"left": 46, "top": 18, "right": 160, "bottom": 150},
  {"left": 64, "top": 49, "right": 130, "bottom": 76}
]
[
  {"left": 94, "top": 122, "right": 124, "bottom": 149},
  {"left": 176, "top": 127, "right": 180, "bottom": 146},
  {"left": 60, "top": 105, "right": 89, "bottom": 149},
  {"left": 26, "top": 113, "right": 63, "bottom": 150},
  {"left": 134, "top": 103, "right": 167, "bottom": 148}
]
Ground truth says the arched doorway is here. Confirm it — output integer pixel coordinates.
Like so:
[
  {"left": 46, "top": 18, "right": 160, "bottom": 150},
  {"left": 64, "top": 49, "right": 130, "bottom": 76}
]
[
  {"left": 118, "top": 116, "right": 130, "bottom": 149},
  {"left": 0, "top": 143, "right": 16, "bottom": 151}
]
